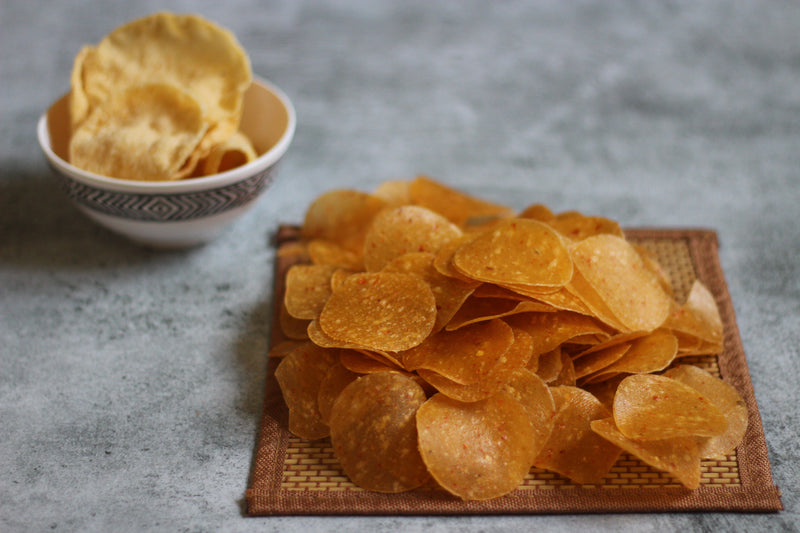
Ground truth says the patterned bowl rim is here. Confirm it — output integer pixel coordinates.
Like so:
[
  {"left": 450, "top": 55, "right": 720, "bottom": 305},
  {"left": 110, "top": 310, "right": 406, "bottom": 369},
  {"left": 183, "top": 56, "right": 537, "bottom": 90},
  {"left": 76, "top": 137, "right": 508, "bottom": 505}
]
[{"left": 36, "top": 76, "right": 296, "bottom": 195}]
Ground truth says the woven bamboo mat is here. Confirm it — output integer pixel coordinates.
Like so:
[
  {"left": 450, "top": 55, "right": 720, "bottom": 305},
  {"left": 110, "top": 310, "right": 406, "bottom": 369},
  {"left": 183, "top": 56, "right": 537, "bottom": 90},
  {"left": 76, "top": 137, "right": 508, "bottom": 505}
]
[{"left": 245, "top": 227, "right": 782, "bottom": 515}]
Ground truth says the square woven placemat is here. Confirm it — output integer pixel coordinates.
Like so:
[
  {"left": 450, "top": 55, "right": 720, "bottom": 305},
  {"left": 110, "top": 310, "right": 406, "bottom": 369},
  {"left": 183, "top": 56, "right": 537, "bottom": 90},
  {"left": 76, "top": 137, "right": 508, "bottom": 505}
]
[{"left": 246, "top": 227, "right": 782, "bottom": 515}]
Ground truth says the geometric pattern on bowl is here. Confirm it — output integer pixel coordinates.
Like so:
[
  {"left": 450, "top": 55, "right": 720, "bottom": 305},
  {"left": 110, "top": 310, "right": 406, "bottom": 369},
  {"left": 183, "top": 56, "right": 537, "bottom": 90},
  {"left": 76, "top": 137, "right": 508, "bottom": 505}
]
[{"left": 58, "top": 165, "right": 278, "bottom": 222}]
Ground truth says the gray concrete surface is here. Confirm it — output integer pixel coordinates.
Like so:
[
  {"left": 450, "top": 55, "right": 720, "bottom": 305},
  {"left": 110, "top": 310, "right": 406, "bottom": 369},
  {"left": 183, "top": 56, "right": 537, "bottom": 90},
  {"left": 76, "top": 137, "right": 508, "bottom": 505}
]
[{"left": 1, "top": 1, "right": 798, "bottom": 531}]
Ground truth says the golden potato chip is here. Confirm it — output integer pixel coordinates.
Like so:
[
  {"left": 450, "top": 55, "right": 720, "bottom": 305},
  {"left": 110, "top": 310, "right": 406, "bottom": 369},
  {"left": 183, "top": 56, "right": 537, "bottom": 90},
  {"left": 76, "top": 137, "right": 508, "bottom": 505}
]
[
  {"left": 329, "top": 372, "right": 430, "bottom": 492},
  {"left": 591, "top": 418, "right": 701, "bottom": 489},
  {"left": 363, "top": 205, "right": 463, "bottom": 272},
  {"left": 381, "top": 252, "right": 477, "bottom": 332},
  {"left": 318, "top": 272, "right": 436, "bottom": 352},
  {"left": 518, "top": 203, "right": 554, "bottom": 222},
  {"left": 662, "top": 364, "right": 748, "bottom": 458},
  {"left": 302, "top": 189, "right": 387, "bottom": 253},
  {"left": 548, "top": 211, "right": 624, "bottom": 241},
  {"left": 371, "top": 179, "right": 412, "bottom": 205},
  {"left": 569, "top": 234, "right": 672, "bottom": 332},
  {"left": 279, "top": 301, "right": 310, "bottom": 340},
  {"left": 199, "top": 130, "right": 257, "bottom": 175},
  {"left": 283, "top": 264, "right": 338, "bottom": 320},
  {"left": 550, "top": 348, "right": 577, "bottom": 386},
  {"left": 402, "top": 319, "right": 513, "bottom": 385},
  {"left": 417, "top": 326, "right": 534, "bottom": 403},
  {"left": 77, "top": 12, "right": 251, "bottom": 156},
  {"left": 267, "top": 339, "right": 307, "bottom": 358},
  {"left": 531, "top": 347, "right": 562, "bottom": 383},
  {"left": 416, "top": 391, "right": 536, "bottom": 500},
  {"left": 584, "top": 330, "right": 678, "bottom": 383},
  {"left": 69, "top": 83, "right": 208, "bottom": 181},
  {"left": 532, "top": 386, "right": 622, "bottom": 484},
  {"left": 502, "top": 368, "right": 556, "bottom": 461},
  {"left": 634, "top": 244, "right": 674, "bottom": 298},
  {"left": 445, "top": 296, "right": 555, "bottom": 331},
  {"left": 274, "top": 342, "right": 338, "bottom": 440},
  {"left": 664, "top": 280, "right": 724, "bottom": 352},
  {"left": 453, "top": 218, "right": 573, "bottom": 288},
  {"left": 504, "top": 311, "right": 611, "bottom": 357},
  {"left": 409, "top": 175, "right": 514, "bottom": 227},
  {"left": 339, "top": 348, "right": 403, "bottom": 373},
  {"left": 307, "top": 239, "right": 364, "bottom": 270},
  {"left": 613, "top": 374, "right": 728, "bottom": 440},
  {"left": 317, "top": 361, "right": 359, "bottom": 425},
  {"left": 573, "top": 342, "right": 631, "bottom": 380},
  {"left": 431, "top": 232, "right": 481, "bottom": 281},
  {"left": 68, "top": 45, "right": 93, "bottom": 128}
]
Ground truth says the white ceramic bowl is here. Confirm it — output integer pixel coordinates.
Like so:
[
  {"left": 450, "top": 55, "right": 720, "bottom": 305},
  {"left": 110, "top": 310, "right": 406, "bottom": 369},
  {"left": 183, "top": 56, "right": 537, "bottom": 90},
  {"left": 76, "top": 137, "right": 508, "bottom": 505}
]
[{"left": 37, "top": 76, "right": 296, "bottom": 248}]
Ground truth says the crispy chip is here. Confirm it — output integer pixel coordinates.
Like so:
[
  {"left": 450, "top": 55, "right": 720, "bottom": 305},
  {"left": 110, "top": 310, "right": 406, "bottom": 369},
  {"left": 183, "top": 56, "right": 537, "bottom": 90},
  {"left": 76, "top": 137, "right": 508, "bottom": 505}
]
[
  {"left": 409, "top": 175, "right": 514, "bottom": 227},
  {"left": 274, "top": 342, "right": 338, "bottom": 440},
  {"left": 318, "top": 272, "right": 436, "bottom": 352},
  {"left": 416, "top": 391, "right": 535, "bottom": 500},
  {"left": 199, "top": 130, "right": 257, "bottom": 175},
  {"left": 382, "top": 252, "right": 477, "bottom": 332},
  {"left": 77, "top": 12, "right": 251, "bottom": 157},
  {"left": 283, "top": 264, "right": 338, "bottom": 320},
  {"left": 329, "top": 372, "right": 430, "bottom": 492},
  {"left": 613, "top": 374, "right": 728, "bottom": 440},
  {"left": 591, "top": 418, "right": 701, "bottom": 489},
  {"left": 317, "top": 361, "right": 359, "bottom": 425},
  {"left": 663, "top": 365, "right": 748, "bottom": 458},
  {"left": 664, "top": 280, "right": 724, "bottom": 352},
  {"left": 532, "top": 386, "right": 622, "bottom": 484},
  {"left": 363, "top": 205, "right": 463, "bottom": 272},
  {"left": 453, "top": 218, "right": 573, "bottom": 288},
  {"left": 569, "top": 235, "right": 672, "bottom": 332},
  {"left": 69, "top": 83, "right": 208, "bottom": 181},
  {"left": 502, "top": 369, "right": 556, "bottom": 461},
  {"left": 584, "top": 330, "right": 678, "bottom": 383},
  {"left": 417, "top": 326, "right": 535, "bottom": 402},
  {"left": 307, "top": 239, "right": 365, "bottom": 270},
  {"left": 402, "top": 319, "right": 514, "bottom": 385},
  {"left": 548, "top": 211, "right": 624, "bottom": 241},
  {"left": 445, "top": 297, "right": 555, "bottom": 331},
  {"left": 504, "top": 311, "right": 611, "bottom": 357},
  {"left": 302, "top": 189, "right": 388, "bottom": 254}
]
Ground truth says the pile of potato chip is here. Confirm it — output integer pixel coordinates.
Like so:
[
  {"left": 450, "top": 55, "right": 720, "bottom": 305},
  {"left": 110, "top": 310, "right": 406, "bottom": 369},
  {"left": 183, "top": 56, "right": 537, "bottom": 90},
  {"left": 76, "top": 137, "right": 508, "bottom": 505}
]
[
  {"left": 67, "top": 12, "right": 256, "bottom": 181},
  {"left": 272, "top": 176, "right": 748, "bottom": 500}
]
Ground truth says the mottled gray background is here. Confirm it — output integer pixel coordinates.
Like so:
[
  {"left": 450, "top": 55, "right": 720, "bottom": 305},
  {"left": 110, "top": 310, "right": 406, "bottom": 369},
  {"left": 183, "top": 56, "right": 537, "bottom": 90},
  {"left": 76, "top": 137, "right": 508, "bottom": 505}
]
[{"left": 1, "top": 1, "right": 798, "bottom": 531}]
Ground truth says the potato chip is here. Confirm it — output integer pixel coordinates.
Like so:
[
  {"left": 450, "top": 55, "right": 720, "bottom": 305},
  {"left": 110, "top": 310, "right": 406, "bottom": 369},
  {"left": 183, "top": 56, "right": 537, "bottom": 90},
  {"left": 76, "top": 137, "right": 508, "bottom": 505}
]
[
  {"left": 416, "top": 391, "right": 535, "bottom": 500},
  {"left": 504, "top": 311, "right": 611, "bottom": 357},
  {"left": 302, "top": 189, "right": 388, "bottom": 254},
  {"left": 663, "top": 365, "right": 748, "bottom": 458},
  {"left": 363, "top": 205, "right": 463, "bottom": 272},
  {"left": 569, "top": 235, "right": 672, "bottom": 332},
  {"left": 583, "top": 330, "right": 678, "bottom": 383},
  {"left": 199, "top": 130, "right": 257, "bottom": 175},
  {"left": 329, "top": 372, "right": 430, "bottom": 492},
  {"left": 371, "top": 179, "right": 412, "bottom": 205},
  {"left": 502, "top": 369, "right": 556, "bottom": 461},
  {"left": 339, "top": 348, "right": 403, "bottom": 373},
  {"left": 550, "top": 349, "right": 577, "bottom": 386},
  {"left": 307, "top": 239, "right": 364, "bottom": 270},
  {"left": 532, "top": 386, "right": 622, "bottom": 484},
  {"left": 613, "top": 374, "right": 728, "bottom": 440},
  {"left": 283, "top": 264, "right": 338, "bottom": 320},
  {"left": 77, "top": 12, "right": 251, "bottom": 156},
  {"left": 274, "top": 342, "right": 338, "bottom": 440},
  {"left": 317, "top": 361, "right": 359, "bottom": 425},
  {"left": 591, "top": 418, "right": 701, "bottom": 489},
  {"left": 318, "top": 271, "right": 436, "bottom": 352},
  {"left": 267, "top": 339, "right": 307, "bottom": 358},
  {"left": 453, "top": 218, "right": 573, "bottom": 288},
  {"left": 548, "top": 211, "right": 624, "bottom": 241},
  {"left": 409, "top": 175, "right": 514, "bottom": 227},
  {"left": 417, "top": 326, "right": 535, "bottom": 402},
  {"left": 402, "top": 319, "right": 514, "bottom": 384},
  {"left": 444, "top": 296, "right": 555, "bottom": 331},
  {"left": 531, "top": 347, "right": 562, "bottom": 383},
  {"left": 278, "top": 302, "right": 311, "bottom": 340},
  {"left": 573, "top": 342, "right": 630, "bottom": 380},
  {"left": 381, "top": 252, "right": 477, "bottom": 332},
  {"left": 518, "top": 203, "right": 554, "bottom": 222},
  {"left": 69, "top": 83, "right": 208, "bottom": 181},
  {"left": 664, "top": 280, "right": 724, "bottom": 352}
]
